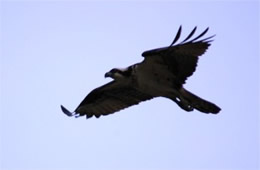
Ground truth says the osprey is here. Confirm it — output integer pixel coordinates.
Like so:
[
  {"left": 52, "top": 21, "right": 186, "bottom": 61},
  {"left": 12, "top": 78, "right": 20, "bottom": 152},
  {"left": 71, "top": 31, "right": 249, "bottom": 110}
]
[{"left": 61, "top": 26, "right": 221, "bottom": 119}]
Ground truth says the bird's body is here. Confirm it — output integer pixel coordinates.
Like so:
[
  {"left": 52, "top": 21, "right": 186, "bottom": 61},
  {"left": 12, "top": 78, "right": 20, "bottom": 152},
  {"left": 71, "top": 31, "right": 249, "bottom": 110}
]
[{"left": 61, "top": 26, "right": 221, "bottom": 119}]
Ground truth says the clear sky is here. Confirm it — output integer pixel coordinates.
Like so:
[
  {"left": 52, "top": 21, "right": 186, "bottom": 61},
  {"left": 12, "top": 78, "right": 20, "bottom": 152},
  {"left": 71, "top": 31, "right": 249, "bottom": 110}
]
[{"left": 1, "top": 1, "right": 259, "bottom": 170}]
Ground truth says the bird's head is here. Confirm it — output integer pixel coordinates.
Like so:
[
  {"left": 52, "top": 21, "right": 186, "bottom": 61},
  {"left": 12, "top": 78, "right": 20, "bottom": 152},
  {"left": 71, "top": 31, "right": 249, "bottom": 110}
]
[{"left": 105, "top": 67, "right": 131, "bottom": 80}]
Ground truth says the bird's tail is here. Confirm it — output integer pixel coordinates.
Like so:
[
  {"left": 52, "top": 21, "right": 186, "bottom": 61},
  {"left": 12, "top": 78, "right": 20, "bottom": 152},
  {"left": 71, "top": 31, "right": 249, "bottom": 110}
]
[{"left": 173, "top": 88, "right": 221, "bottom": 114}]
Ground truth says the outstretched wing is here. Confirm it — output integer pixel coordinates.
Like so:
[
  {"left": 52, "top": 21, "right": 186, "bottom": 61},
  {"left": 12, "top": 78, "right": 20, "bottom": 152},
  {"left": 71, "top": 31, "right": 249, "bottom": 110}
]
[
  {"left": 142, "top": 26, "right": 214, "bottom": 87},
  {"left": 61, "top": 81, "right": 153, "bottom": 119}
]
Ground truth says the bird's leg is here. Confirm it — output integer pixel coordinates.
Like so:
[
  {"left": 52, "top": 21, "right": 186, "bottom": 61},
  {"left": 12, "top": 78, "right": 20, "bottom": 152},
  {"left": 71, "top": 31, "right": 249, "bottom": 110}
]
[{"left": 172, "top": 97, "right": 194, "bottom": 112}]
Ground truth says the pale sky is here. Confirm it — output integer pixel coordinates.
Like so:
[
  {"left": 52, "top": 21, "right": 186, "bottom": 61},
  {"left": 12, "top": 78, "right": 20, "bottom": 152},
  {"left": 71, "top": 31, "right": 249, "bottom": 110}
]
[{"left": 1, "top": 1, "right": 259, "bottom": 170}]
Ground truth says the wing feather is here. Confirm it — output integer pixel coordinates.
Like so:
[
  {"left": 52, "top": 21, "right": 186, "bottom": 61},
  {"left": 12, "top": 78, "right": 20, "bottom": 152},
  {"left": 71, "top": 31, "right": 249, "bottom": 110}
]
[
  {"left": 169, "top": 25, "right": 182, "bottom": 46},
  {"left": 188, "top": 27, "right": 209, "bottom": 43},
  {"left": 180, "top": 26, "right": 197, "bottom": 43},
  {"left": 70, "top": 81, "right": 154, "bottom": 118},
  {"left": 142, "top": 26, "right": 214, "bottom": 85}
]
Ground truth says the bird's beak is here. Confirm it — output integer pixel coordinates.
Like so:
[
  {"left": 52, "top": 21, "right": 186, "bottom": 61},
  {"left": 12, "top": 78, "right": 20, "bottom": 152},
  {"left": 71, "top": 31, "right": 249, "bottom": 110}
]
[{"left": 105, "top": 72, "right": 112, "bottom": 78}]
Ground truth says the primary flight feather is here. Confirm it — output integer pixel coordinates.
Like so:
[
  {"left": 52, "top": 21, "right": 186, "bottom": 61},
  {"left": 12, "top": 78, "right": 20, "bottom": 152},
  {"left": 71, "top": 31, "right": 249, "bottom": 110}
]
[{"left": 61, "top": 26, "right": 221, "bottom": 119}]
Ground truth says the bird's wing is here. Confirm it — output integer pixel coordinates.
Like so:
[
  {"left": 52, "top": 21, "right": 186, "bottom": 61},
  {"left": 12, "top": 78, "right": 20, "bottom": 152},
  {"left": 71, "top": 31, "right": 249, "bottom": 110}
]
[
  {"left": 61, "top": 81, "right": 154, "bottom": 119},
  {"left": 141, "top": 26, "right": 214, "bottom": 87}
]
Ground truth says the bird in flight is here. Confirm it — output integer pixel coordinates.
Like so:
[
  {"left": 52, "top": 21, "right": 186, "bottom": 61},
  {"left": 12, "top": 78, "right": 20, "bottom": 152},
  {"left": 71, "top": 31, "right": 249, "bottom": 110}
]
[{"left": 61, "top": 26, "right": 221, "bottom": 119}]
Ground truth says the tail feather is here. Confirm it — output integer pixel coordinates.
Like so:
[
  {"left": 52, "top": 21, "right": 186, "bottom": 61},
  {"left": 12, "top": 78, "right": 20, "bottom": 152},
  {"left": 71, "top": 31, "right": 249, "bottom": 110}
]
[{"left": 179, "top": 88, "right": 221, "bottom": 114}]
